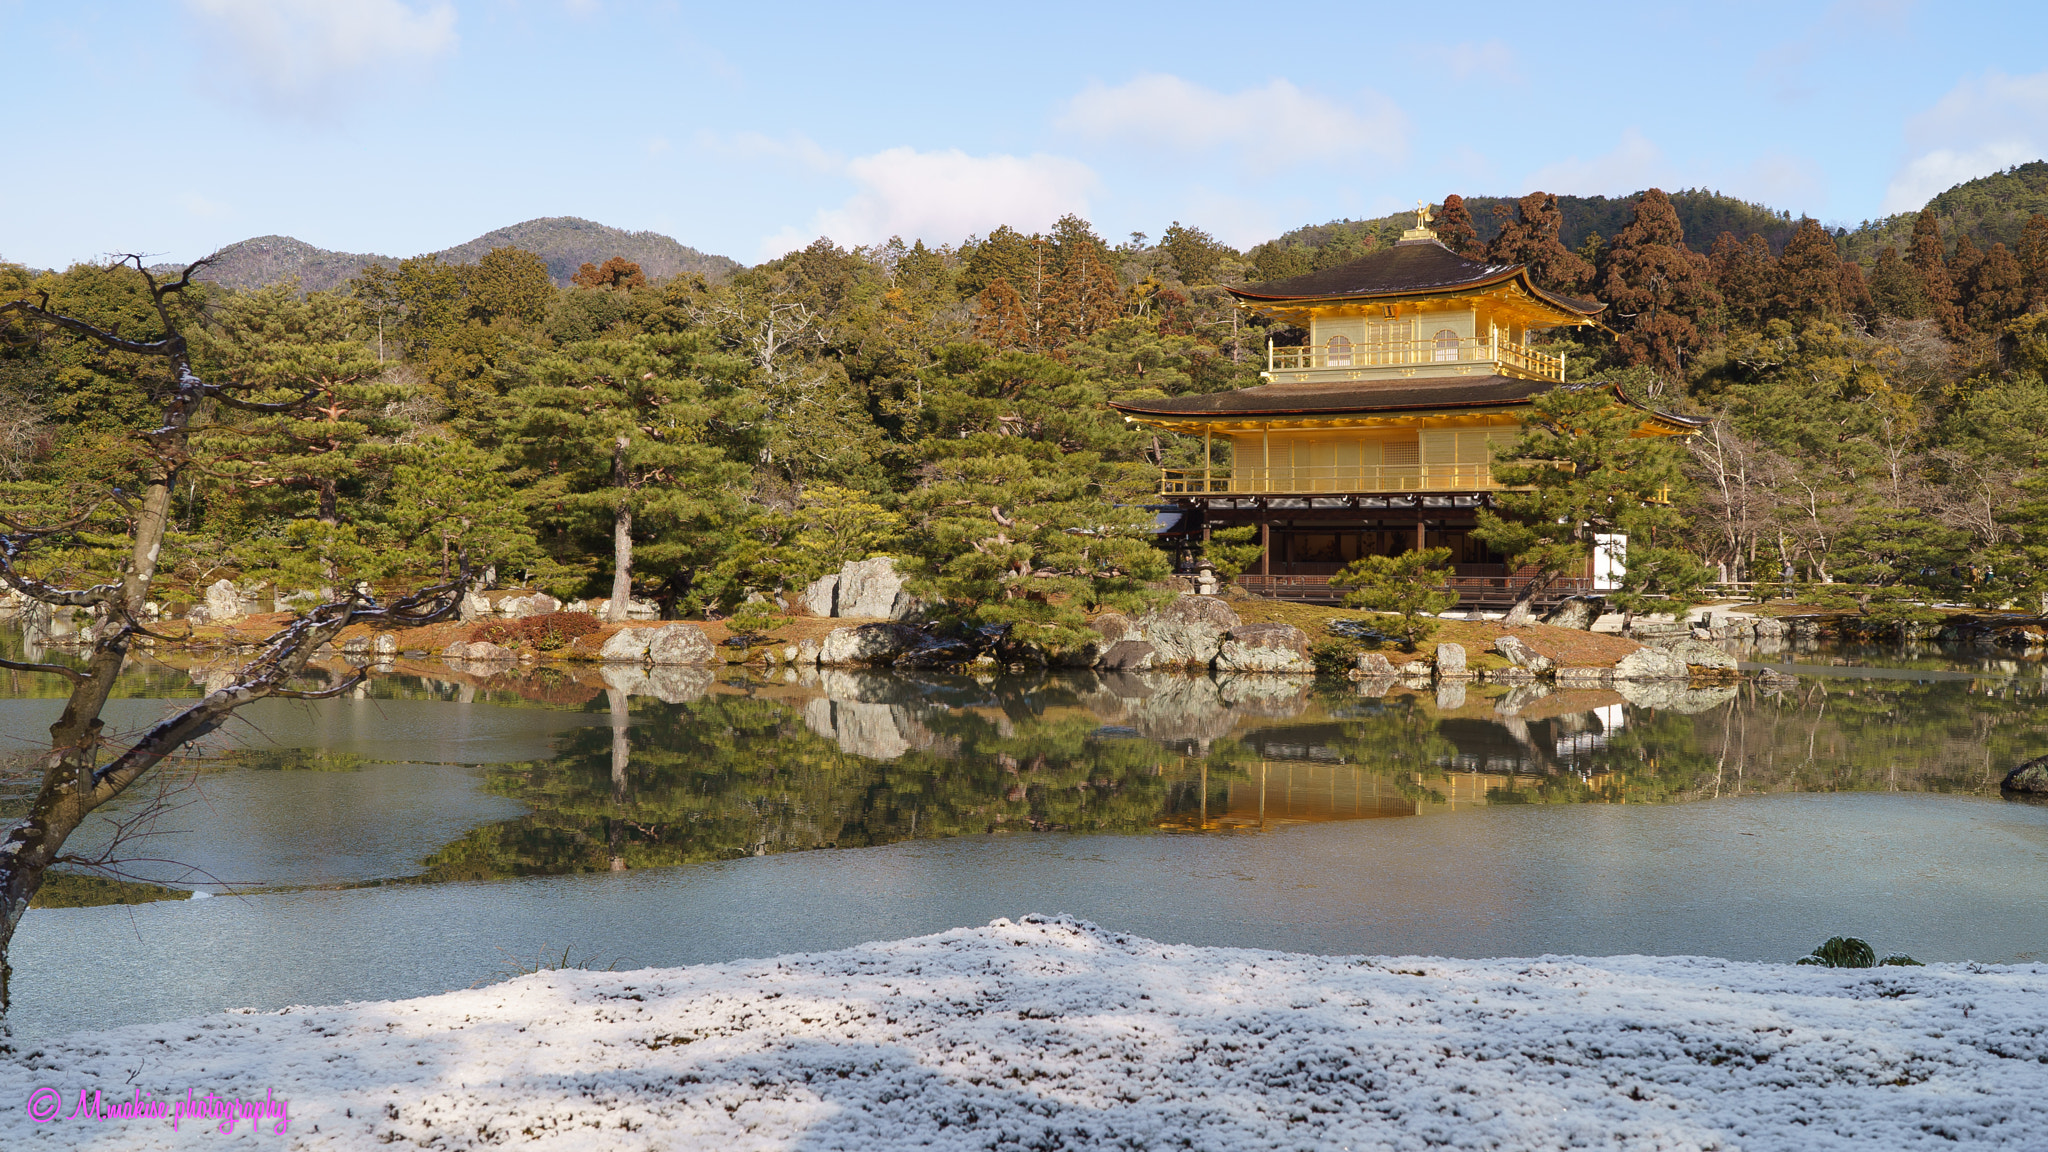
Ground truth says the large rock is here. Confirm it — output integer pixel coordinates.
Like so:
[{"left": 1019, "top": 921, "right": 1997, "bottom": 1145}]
[
  {"left": 1541, "top": 597, "right": 1600, "bottom": 630},
  {"left": 1434, "top": 643, "right": 1469, "bottom": 679},
  {"left": 601, "top": 665, "right": 713, "bottom": 704},
  {"left": 599, "top": 628, "right": 655, "bottom": 664},
  {"left": 459, "top": 590, "right": 493, "bottom": 622},
  {"left": 1090, "top": 612, "right": 1142, "bottom": 644},
  {"left": 1664, "top": 638, "right": 1738, "bottom": 673},
  {"left": 1612, "top": 681, "right": 1740, "bottom": 713},
  {"left": 442, "top": 640, "right": 514, "bottom": 662},
  {"left": 498, "top": 592, "right": 561, "bottom": 619},
  {"left": 1215, "top": 623, "right": 1314, "bottom": 673},
  {"left": 798, "top": 573, "right": 839, "bottom": 617},
  {"left": 1137, "top": 595, "right": 1241, "bottom": 668},
  {"left": 836, "top": 557, "right": 907, "bottom": 619},
  {"left": 1492, "top": 634, "right": 1554, "bottom": 673},
  {"left": 646, "top": 623, "right": 716, "bottom": 665},
  {"left": 204, "top": 579, "right": 247, "bottom": 624},
  {"left": 1097, "top": 640, "right": 1157, "bottom": 672},
  {"left": 1612, "top": 646, "right": 1689, "bottom": 681},
  {"left": 2002, "top": 757, "right": 2048, "bottom": 794},
  {"left": 1354, "top": 652, "right": 1397, "bottom": 678},
  {"left": 819, "top": 623, "right": 926, "bottom": 666}
]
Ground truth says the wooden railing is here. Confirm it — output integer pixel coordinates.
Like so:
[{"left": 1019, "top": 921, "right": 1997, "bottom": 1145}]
[
  {"left": 1161, "top": 463, "right": 1502, "bottom": 496},
  {"left": 1236, "top": 573, "right": 1594, "bottom": 606},
  {"left": 1267, "top": 336, "right": 1563, "bottom": 381}
]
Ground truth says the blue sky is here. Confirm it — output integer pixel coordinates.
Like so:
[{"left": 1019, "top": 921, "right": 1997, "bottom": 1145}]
[{"left": 5, "top": 1, "right": 2047, "bottom": 271}]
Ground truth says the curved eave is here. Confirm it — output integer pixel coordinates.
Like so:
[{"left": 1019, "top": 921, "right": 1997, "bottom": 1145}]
[{"left": 1229, "top": 266, "right": 1606, "bottom": 321}]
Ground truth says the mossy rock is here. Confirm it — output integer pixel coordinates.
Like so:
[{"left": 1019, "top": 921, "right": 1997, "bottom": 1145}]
[{"left": 2002, "top": 757, "right": 2048, "bottom": 794}]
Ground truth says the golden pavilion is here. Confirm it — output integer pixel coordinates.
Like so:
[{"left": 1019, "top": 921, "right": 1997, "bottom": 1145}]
[{"left": 1109, "top": 205, "right": 1701, "bottom": 605}]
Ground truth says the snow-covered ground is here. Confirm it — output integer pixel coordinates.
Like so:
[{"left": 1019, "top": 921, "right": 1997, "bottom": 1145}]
[{"left": 4, "top": 916, "right": 2045, "bottom": 1150}]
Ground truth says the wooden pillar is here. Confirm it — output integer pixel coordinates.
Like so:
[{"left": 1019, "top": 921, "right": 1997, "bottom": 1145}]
[
  {"left": 1259, "top": 522, "right": 1270, "bottom": 577},
  {"left": 1202, "top": 426, "right": 1212, "bottom": 493},
  {"left": 1415, "top": 501, "right": 1426, "bottom": 552}
]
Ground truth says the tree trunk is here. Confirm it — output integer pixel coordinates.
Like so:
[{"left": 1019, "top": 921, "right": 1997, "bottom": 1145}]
[
  {"left": 608, "top": 436, "right": 633, "bottom": 624},
  {"left": 0, "top": 268, "right": 464, "bottom": 1008},
  {"left": 608, "top": 685, "right": 630, "bottom": 871}
]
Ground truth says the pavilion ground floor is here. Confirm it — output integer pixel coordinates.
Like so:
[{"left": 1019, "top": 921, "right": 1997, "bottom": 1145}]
[{"left": 1157, "top": 492, "right": 1599, "bottom": 609}]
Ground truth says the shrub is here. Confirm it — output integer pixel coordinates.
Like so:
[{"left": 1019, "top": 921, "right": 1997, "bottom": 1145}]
[
  {"left": 474, "top": 612, "right": 601, "bottom": 651},
  {"left": 1329, "top": 547, "right": 1458, "bottom": 648},
  {"left": 1795, "top": 935, "right": 1923, "bottom": 968}
]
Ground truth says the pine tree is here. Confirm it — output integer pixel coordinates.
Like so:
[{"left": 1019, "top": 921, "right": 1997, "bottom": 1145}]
[
  {"left": 1471, "top": 386, "right": 1695, "bottom": 626},
  {"left": 1907, "top": 209, "right": 1963, "bottom": 338},
  {"left": 1710, "top": 232, "right": 1776, "bottom": 328},
  {"left": 1967, "top": 242, "right": 2028, "bottom": 332},
  {"left": 1598, "top": 189, "right": 1719, "bottom": 376},
  {"left": 1486, "top": 193, "right": 1594, "bottom": 293},
  {"left": 1432, "top": 194, "right": 1483, "bottom": 258},
  {"left": 1159, "top": 222, "right": 1232, "bottom": 286},
  {"left": 1867, "top": 246, "right": 1928, "bottom": 319},
  {"left": 1773, "top": 219, "right": 1843, "bottom": 320},
  {"left": 509, "top": 333, "right": 748, "bottom": 620}
]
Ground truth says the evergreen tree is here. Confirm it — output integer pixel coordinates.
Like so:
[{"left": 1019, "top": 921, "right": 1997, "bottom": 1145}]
[
  {"left": 1837, "top": 261, "right": 1875, "bottom": 326},
  {"left": 508, "top": 334, "right": 748, "bottom": 619},
  {"left": 1159, "top": 222, "right": 1232, "bottom": 286},
  {"left": 1867, "top": 246, "right": 1928, "bottom": 319},
  {"left": 1046, "top": 244, "right": 1123, "bottom": 343},
  {"left": 974, "top": 278, "right": 1031, "bottom": 349},
  {"left": 1329, "top": 547, "right": 1458, "bottom": 647},
  {"left": 2018, "top": 214, "right": 2048, "bottom": 309},
  {"left": 1710, "top": 232, "right": 1776, "bottom": 329},
  {"left": 1599, "top": 189, "right": 1719, "bottom": 376},
  {"left": 1472, "top": 386, "right": 1694, "bottom": 626},
  {"left": 1486, "top": 192, "right": 1594, "bottom": 293},
  {"left": 1431, "top": 194, "right": 1483, "bottom": 258},
  {"left": 1907, "top": 209, "right": 1964, "bottom": 339},
  {"left": 901, "top": 345, "right": 1168, "bottom": 653},
  {"left": 1966, "top": 242, "right": 2027, "bottom": 332},
  {"left": 1773, "top": 219, "right": 1844, "bottom": 320}
]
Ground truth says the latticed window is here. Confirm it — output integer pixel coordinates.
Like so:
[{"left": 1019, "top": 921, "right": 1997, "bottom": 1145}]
[
  {"left": 1432, "top": 328, "right": 1460, "bottom": 362},
  {"left": 1327, "top": 334, "right": 1352, "bottom": 366}
]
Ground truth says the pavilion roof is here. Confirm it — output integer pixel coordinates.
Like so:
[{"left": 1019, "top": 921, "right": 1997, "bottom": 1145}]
[{"left": 1229, "top": 238, "right": 1605, "bottom": 320}]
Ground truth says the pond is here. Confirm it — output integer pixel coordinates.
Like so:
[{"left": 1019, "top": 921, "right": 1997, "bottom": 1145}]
[{"left": 4, "top": 631, "right": 2046, "bottom": 1039}]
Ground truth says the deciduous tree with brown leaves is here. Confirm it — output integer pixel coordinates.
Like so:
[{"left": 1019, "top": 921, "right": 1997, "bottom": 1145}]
[
  {"left": 1486, "top": 192, "right": 1593, "bottom": 293},
  {"left": 1599, "top": 189, "right": 1719, "bottom": 377}
]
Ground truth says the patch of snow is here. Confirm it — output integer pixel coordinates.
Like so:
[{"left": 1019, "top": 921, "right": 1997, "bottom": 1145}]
[{"left": 3, "top": 916, "right": 2044, "bottom": 1149}]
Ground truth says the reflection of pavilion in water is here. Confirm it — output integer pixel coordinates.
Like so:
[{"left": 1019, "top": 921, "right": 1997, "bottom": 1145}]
[{"left": 1161, "top": 703, "right": 1634, "bottom": 830}]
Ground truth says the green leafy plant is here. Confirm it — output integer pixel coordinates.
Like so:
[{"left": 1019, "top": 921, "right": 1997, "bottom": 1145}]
[
  {"left": 1795, "top": 936, "right": 1923, "bottom": 968},
  {"left": 1329, "top": 547, "right": 1458, "bottom": 648},
  {"left": 1200, "top": 525, "right": 1264, "bottom": 582},
  {"left": 726, "top": 599, "right": 784, "bottom": 645},
  {"left": 476, "top": 612, "right": 601, "bottom": 651}
]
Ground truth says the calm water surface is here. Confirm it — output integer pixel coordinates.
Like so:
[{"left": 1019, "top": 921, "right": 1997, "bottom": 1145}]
[{"left": 3, "top": 632, "right": 2045, "bottom": 1039}]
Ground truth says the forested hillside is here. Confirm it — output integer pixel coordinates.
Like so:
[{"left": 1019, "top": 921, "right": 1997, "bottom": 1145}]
[{"left": 5, "top": 161, "right": 2047, "bottom": 640}]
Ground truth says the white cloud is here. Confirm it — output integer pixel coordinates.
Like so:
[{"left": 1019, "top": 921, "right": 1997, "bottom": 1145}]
[
  {"left": 182, "top": 0, "right": 456, "bottom": 114},
  {"left": 760, "top": 148, "right": 1098, "bottom": 259},
  {"left": 698, "top": 131, "right": 839, "bottom": 173},
  {"left": 1442, "top": 40, "right": 1520, "bottom": 83},
  {"left": 1058, "top": 74, "right": 1406, "bottom": 166},
  {"left": 1521, "top": 129, "right": 1667, "bottom": 197},
  {"left": 1882, "top": 70, "right": 2048, "bottom": 213}
]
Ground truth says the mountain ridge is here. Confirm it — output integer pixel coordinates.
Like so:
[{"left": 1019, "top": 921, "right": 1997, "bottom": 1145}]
[{"left": 187, "top": 216, "right": 739, "bottom": 293}]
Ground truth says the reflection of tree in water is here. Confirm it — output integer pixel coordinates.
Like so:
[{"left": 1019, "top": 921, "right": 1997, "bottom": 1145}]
[{"left": 419, "top": 692, "right": 1253, "bottom": 881}]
